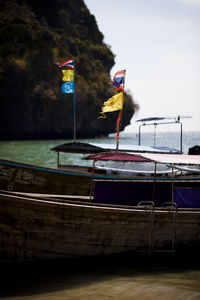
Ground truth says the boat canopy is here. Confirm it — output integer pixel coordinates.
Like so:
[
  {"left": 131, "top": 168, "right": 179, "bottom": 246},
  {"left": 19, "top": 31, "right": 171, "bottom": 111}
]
[
  {"left": 85, "top": 153, "right": 150, "bottom": 162},
  {"left": 136, "top": 153, "right": 200, "bottom": 166},
  {"left": 51, "top": 142, "right": 105, "bottom": 154},
  {"left": 86, "top": 152, "right": 200, "bottom": 165},
  {"left": 135, "top": 115, "right": 192, "bottom": 153},
  {"left": 51, "top": 142, "right": 181, "bottom": 155},
  {"left": 91, "top": 143, "right": 180, "bottom": 154},
  {"left": 136, "top": 115, "right": 192, "bottom": 123},
  {"left": 136, "top": 117, "right": 165, "bottom": 123}
]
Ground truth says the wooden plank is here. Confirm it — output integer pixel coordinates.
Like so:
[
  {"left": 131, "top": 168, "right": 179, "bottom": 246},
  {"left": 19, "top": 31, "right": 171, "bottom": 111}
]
[{"left": 0, "top": 192, "right": 200, "bottom": 261}]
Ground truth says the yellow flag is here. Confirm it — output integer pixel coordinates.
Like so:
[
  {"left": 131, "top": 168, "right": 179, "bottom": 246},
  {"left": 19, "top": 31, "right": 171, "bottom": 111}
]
[
  {"left": 61, "top": 70, "right": 74, "bottom": 82},
  {"left": 99, "top": 92, "right": 124, "bottom": 118}
]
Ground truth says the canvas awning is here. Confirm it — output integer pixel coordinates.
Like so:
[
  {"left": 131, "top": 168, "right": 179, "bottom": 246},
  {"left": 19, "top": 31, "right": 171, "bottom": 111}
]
[
  {"left": 133, "top": 153, "right": 200, "bottom": 166},
  {"left": 136, "top": 115, "right": 192, "bottom": 123},
  {"left": 85, "top": 152, "right": 200, "bottom": 165},
  {"left": 91, "top": 143, "right": 180, "bottom": 154},
  {"left": 85, "top": 153, "right": 150, "bottom": 162},
  {"left": 51, "top": 142, "right": 105, "bottom": 154}
]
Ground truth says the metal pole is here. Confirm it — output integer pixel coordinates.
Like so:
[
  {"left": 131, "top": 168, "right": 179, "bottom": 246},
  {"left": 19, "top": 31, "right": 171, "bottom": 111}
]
[
  {"left": 57, "top": 152, "right": 59, "bottom": 168},
  {"left": 138, "top": 124, "right": 142, "bottom": 145},
  {"left": 115, "top": 70, "right": 126, "bottom": 152},
  {"left": 180, "top": 122, "right": 182, "bottom": 153},
  {"left": 153, "top": 162, "right": 157, "bottom": 203},
  {"left": 116, "top": 109, "right": 122, "bottom": 152},
  {"left": 154, "top": 124, "right": 157, "bottom": 147},
  {"left": 171, "top": 164, "right": 174, "bottom": 203},
  {"left": 73, "top": 57, "right": 76, "bottom": 141},
  {"left": 90, "top": 159, "right": 96, "bottom": 201}
]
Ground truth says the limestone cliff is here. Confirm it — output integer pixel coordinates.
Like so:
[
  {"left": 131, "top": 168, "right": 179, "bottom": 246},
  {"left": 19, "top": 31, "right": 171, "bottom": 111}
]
[{"left": 0, "top": 0, "right": 138, "bottom": 140}]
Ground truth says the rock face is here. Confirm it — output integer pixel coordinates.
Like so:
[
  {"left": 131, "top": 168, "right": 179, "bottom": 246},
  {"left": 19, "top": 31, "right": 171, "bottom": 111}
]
[{"left": 0, "top": 0, "right": 137, "bottom": 140}]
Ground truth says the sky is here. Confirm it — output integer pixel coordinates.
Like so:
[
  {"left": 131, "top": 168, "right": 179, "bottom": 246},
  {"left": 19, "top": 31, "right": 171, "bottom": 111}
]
[{"left": 84, "top": 0, "right": 200, "bottom": 132}]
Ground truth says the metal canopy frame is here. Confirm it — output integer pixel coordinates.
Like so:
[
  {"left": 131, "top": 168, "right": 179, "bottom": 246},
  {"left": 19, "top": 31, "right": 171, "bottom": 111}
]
[{"left": 136, "top": 116, "right": 192, "bottom": 153}]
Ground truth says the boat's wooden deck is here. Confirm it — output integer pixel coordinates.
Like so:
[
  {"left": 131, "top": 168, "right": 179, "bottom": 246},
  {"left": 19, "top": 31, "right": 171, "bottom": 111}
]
[{"left": 1, "top": 190, "right": 200, "bottom": 213}]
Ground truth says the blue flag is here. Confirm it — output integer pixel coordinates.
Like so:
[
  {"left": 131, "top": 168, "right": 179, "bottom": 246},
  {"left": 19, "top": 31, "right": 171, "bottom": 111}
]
[{"left": 61, "top": 81, "right": 74, "bottom": 94}]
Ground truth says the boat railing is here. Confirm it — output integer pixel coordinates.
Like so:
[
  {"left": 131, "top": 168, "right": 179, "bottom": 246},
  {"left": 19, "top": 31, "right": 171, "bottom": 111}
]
[{"left": 137, "top": 201, "right": 154, "bottom": 208}]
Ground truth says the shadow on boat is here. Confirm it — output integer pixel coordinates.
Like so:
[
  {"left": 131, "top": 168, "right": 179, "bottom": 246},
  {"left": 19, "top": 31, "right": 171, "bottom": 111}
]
[{"left": 0, "top": 251, "right": 200, "bottom": 298}]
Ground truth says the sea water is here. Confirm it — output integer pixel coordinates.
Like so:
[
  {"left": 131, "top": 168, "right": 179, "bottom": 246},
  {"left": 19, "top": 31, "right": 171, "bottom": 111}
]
[
  {"left": 0, "top": 131, "right": 199, "bottom": 168},
  {"left": 0, "top": 131, "right": 200, "bottom": 299}
]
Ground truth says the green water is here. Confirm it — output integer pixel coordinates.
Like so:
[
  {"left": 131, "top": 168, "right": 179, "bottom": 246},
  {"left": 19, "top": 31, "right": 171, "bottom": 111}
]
[
  {"left": 0, "top": 136, "right": 117, "bottom": 168},
  {"left": 0, "top": 131, "right": 199, "bottom": 168},
  {"left": 0, "top": 139, "right": 93, "bottom": 168}
]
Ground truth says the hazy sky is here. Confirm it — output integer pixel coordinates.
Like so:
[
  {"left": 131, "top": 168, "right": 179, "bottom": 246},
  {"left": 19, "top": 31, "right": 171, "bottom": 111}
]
[{"left": 84, "top": 0, "right": 200, "bottom": 132}]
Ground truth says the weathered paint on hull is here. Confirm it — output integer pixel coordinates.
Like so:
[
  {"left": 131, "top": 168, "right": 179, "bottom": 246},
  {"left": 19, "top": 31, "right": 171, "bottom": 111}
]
[
  {"left": 0, "top": 192, "right": 200, "bottom": 261},
  {"left": 0, "top": 159, "right": 91, "bottom": 195}
]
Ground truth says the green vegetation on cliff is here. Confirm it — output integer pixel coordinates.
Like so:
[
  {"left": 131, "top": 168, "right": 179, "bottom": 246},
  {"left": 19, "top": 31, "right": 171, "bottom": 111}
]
[{"left": 0, "top": 0, "right": 137, "bottom": 140}]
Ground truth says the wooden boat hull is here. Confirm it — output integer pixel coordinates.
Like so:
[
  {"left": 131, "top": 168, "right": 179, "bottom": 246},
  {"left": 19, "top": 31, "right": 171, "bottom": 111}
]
[
  {"left": 1, "top": 159, "right": 200, "bottom": 200},
  {"left": 0, "top": 192, "right": 200, "bottom": 261},
  {"left": 0, "top": 159, "right": 92, "bottom": 195}
]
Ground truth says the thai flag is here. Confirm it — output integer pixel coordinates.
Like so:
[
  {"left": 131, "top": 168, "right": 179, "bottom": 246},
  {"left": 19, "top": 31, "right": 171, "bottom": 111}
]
[
  {"left": 59, "top": 58, "right": 74, "bottom": 69},
  {"left": 113, "top": 70, "right": 126, "bottom": 91}
]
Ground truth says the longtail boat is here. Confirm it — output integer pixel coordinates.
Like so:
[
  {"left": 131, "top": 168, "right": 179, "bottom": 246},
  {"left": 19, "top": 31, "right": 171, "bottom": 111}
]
[
  {"left": 0, "top": 116, "right": 192, "bottom": 196},
  {"left": 0, "top": 140, "right": 182, "bottom": 196},
  {"left": 0, "top": 149, "right": 199, "bottom": 197},
  {"left": 0, "top": 152, "right": 200, "bottom": 261},
  {"left": 1, "top": 116, "right": 200, "bottom": 261}
]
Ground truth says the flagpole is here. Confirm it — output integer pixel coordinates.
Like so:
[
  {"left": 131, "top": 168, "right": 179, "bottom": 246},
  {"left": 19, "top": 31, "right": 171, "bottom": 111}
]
[
  {"left": 116, "top": 108, "right": 122, "bottom": 152},
  {"left": 116, "top": 70, "right": 126, "bottom": 152},
  {"left": 73, "top": 57, "right": 76, "bottom": 141}
]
